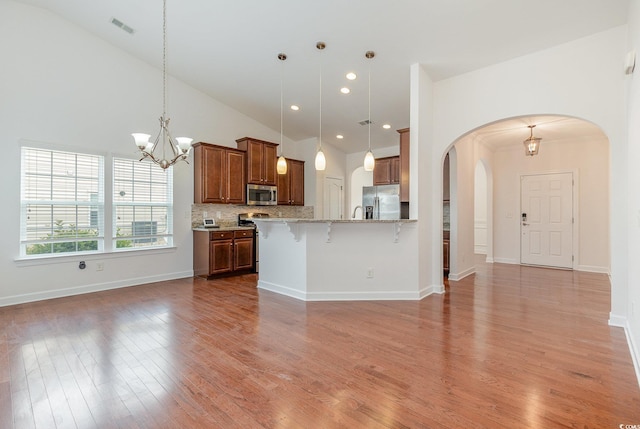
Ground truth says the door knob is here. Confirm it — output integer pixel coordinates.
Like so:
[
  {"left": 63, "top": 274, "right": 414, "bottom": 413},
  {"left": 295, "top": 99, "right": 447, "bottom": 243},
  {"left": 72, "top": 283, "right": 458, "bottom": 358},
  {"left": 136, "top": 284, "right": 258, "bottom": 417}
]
[{"left": 522, "top": 222, "right": 529, "bottom": 226}]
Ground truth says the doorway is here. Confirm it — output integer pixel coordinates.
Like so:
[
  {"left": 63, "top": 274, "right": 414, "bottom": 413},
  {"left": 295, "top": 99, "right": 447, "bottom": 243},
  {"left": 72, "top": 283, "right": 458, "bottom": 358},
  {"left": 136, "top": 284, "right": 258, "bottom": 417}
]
[
  {"left": 520, "top": 172, "right": 574, "bottom": 269},
  {"left": 324, "top": 176, "right": 344, "bottom": 220}
]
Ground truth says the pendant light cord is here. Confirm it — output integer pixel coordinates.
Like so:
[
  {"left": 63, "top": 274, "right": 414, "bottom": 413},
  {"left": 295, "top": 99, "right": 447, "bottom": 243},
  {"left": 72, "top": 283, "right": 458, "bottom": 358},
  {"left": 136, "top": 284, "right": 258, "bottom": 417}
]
[
  {"left": 319, "top": 54, "right": 322, "bottom": 151},
  {"left": 161, "top": 0, "right": 168, "bottom": 160},
  {"left": 162, "top": 0, "right": 167, "bottom": 120},
  {"left": 368, "top": 64, "right": 371, "bottom": 152},
  {"left": 280, "top": 55, "right": 284, "bottom": 156}
]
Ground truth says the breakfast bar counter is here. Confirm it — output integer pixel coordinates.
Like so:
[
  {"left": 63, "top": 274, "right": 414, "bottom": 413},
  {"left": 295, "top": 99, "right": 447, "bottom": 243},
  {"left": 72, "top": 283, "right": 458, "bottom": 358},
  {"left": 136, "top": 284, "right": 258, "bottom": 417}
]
[{"left": 252, "top": 218, "right": 440, "bottom": 301}]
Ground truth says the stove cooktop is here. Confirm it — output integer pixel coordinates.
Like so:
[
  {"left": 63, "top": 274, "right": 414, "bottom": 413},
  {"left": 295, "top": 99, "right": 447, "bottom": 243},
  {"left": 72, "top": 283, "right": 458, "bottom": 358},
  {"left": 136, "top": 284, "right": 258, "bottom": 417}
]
[{"left": 237, "top": 212, "right": 270, "bottom": 226}]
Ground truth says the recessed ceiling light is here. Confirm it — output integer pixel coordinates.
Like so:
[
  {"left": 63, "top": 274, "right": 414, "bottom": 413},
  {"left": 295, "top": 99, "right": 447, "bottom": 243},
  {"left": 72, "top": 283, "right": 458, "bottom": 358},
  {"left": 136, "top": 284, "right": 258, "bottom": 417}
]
[
  {"left": 290, "top": 105, "right": 299, "bottom": 111},
  {"left": 382, "top": 124, "right": 391, "bottom": 129},
  {"left": 336, "top": 135, "right": 344, "bottom": 139},
  {"left": 346, "top": 72, "right": 357, "bottom": 80},
  {"left": 340, "top": 87, "right": 350, "bottom": 94}
]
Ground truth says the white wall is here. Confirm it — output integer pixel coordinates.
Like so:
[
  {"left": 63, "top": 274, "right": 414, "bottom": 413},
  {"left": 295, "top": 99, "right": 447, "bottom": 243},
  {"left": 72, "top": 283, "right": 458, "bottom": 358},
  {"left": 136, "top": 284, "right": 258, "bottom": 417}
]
[
  {"left": 0, "top": 1, "right": 300, "bottom": 305},
  {"left": 474, "top": 161, "right": 488, "bottom": 254},
  {"left": 448, "top": 138, "right": 476, "bottom": 280},
  {"left": 491, "top": 138, "right": 610, "bottom": 272},
  {"left": 625, "top": 0, "right": 640, "bottom": 382},
  {"left": 415, "top": 25, "right": 630, "bottom": 370},
  {"left": 299, "top": 138, "right": 347, "bottom": 219}
]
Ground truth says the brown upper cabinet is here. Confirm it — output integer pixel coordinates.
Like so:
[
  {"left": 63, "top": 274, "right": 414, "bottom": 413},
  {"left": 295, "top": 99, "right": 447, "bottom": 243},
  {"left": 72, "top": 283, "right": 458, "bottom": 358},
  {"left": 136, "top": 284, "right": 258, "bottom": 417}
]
[
  {"left": 236, "top": 137, "right": 278, "bottom": 186},
  {"left": 277, "top": 158, "right": 305, "bottom": 206},
  {"left": 193, "top": 142, "right": 246, "bottom": 204},
  {"left": 398, "top": 128, "right": 410, "bottom": 203},
  {"left": 373, "top": 156, "right": 400, "bottom": 185}
]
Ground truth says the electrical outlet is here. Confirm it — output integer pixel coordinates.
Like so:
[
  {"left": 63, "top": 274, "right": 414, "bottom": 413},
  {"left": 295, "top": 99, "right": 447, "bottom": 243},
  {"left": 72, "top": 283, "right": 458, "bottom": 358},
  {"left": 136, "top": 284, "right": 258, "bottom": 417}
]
[
  {"left": 203, "top": 211, "right": 208, "bottom": 218},
  {"left": 216, "top": 211, "right": 222, "bottom": 219},
  {"left": 367, "top": 268, "right": 374, "bottom": 278},
  {"left": 96, "top": 262, "right": 104, "bottom": 271}
]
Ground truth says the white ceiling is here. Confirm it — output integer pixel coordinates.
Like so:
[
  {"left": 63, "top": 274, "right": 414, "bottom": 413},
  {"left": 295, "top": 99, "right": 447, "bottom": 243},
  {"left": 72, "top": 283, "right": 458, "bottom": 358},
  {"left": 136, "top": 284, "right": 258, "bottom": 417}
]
[
  {"left": 463, "top": 115, "right": 609, "bottom": 152},
  {"left": 15, "top": 0, "right": 628, "bottom": 154}
]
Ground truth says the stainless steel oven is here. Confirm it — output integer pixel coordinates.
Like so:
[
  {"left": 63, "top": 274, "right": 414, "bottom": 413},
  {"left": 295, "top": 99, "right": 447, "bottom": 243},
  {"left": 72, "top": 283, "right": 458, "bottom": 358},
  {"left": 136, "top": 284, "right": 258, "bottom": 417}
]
[
  {"left": 247, "top": 184, "right": 277, "bottom": 206},
  {"left": 238, "top": 213, "right": 269, "bottom": 272}
]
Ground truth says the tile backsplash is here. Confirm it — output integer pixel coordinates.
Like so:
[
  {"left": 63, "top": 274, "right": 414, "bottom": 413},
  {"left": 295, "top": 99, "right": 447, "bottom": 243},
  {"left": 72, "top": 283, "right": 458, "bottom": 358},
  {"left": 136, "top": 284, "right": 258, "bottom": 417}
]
[{"left": 192, "top": 204, "right": 314, "bottom": 228}]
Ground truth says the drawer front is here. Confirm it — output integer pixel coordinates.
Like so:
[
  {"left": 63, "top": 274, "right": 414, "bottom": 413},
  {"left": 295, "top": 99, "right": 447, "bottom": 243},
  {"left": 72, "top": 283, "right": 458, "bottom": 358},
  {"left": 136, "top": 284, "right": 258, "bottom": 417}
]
[
  {"left": 211, "top": 231, "right": 233, "bottom": 240},
  {"left": 234, "top": 229, "right": 254, "bottom": 238}
]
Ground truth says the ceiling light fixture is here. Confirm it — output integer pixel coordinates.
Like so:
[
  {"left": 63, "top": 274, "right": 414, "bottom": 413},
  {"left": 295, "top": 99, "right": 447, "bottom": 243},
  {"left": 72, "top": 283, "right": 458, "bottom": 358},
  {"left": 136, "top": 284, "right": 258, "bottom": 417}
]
[
  {"left": 523, "top": 124, "right": 541, "bottom": 156},
  {"left": 290, "top": 105, "right": 299, "bottom": 111},
  {"left": 340, "top": 87, "right": 351, "bottom": 94},
  {"left": 131, "top": 0, "right": 192, "bottom": 169},
  {"left": 276, "top": 53, "right": 288, "bottom": 175},
  {"left": 315, "top": 41, "right": 327, "bottom": 171},
  {"left": 346, "top": 72, "right": 357, "bottom": 80},
  {"left": 382, "top": 124, "right": 391, "bottom": 129},
  {"left": 363, "top": 50, "right": 376, "bottom": 172},
  {"left": 336, "top": 135, "right": 344, "bottom": 139}
]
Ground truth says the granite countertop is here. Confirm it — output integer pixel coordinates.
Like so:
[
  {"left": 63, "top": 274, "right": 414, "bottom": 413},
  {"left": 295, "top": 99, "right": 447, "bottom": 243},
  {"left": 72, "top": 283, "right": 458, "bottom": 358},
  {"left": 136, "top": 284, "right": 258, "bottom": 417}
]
[
  {"left": 252, "top": 218, "right": 417, "bottom": 223},
  {"left": 192, "top": 225, "right": 255, "bottom": 232}
]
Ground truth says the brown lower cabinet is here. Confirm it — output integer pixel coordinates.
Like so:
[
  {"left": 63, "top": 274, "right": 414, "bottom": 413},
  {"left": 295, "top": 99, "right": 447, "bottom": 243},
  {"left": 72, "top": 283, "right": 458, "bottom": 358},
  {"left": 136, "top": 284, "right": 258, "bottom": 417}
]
[{"left": 193, "top": 229, "right": 255, "bottom": 278}]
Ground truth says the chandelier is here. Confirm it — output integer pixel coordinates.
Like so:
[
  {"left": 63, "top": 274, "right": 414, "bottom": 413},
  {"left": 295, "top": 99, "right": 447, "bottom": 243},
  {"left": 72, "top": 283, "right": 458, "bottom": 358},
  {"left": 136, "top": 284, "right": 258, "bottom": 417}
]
[
  {"left": 523, "top": 125, "right": 541, "bottom": 156},
  {"left": 131, "top": 0, "right": 192, "bottom": 169}
]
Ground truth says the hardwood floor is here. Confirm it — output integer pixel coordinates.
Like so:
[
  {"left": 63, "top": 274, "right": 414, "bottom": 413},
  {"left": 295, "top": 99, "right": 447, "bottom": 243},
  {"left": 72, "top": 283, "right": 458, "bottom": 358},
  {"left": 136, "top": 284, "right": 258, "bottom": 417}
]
[{"left": 1, "top": 260, "right": 639, "bottom": 428}]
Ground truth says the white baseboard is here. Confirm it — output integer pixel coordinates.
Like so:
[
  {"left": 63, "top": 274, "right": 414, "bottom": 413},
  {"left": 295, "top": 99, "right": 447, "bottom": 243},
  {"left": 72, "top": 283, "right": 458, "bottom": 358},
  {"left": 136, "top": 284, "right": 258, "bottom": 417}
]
[
  {"left": 257, "top": 281, "right": 307, "bottom": 300},
  {"left": 609, "top": 314, "right": 640, "bottom": 389},
  {"left": 258, "top": 280, "right": 443, "bottom": 301},
  {"left": 0, "top": 270, "right": 194, "bottom": 308},
  {"left": 448, "top": 266, "right": 476, "bottom": 281},
  {"left": 576, "top": 264, "right": 610, "bottom": 274},
  {"left": 493, "top": 257, "right": 519, "bottom": 265}
]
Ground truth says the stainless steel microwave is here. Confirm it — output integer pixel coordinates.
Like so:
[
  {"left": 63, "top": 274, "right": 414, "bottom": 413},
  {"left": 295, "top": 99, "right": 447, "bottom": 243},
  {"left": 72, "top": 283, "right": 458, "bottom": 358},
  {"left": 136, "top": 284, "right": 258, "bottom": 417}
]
[{"left": 247, "top": 184, "right": 277, "bottom": 206}]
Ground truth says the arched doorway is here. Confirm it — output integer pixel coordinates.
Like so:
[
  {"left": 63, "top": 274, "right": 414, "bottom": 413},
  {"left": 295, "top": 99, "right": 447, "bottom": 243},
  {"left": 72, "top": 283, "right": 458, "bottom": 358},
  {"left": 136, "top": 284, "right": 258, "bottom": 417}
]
[{"left": 443, "top": 115, "right": 609, "bottom": 279}]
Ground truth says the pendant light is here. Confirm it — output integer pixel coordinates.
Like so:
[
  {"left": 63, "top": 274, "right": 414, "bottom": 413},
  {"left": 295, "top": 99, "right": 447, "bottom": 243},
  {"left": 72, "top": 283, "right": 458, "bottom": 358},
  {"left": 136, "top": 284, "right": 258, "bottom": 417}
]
[
  {"left": 363, "top": 50, "right": 375, "bottom": 171},
  {"left": 131, "top": 0, "right": 192, "bottom": 169},
  {"left": 523, "top": 124, "right": 542, "bottom": 156},
  {"left": 276, "top": 53, "right": 288, "bottom": 175},
  {"left": 315, "top": 41, "right": 327, "bottom": 171}
]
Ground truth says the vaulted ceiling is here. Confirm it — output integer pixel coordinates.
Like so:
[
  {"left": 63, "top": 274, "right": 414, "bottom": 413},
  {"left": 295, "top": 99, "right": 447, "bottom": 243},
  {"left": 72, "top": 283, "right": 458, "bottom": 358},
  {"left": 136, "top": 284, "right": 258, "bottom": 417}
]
[{"left": 15, "top": 0, "right": 629, "bottom": 153}]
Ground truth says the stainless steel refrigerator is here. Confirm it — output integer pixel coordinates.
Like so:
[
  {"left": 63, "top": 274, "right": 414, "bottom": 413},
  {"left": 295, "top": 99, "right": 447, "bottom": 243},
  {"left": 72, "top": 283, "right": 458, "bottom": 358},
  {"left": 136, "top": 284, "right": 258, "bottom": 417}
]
[{"left": 362, "top": 184, "right": 400, "bottom": 220}]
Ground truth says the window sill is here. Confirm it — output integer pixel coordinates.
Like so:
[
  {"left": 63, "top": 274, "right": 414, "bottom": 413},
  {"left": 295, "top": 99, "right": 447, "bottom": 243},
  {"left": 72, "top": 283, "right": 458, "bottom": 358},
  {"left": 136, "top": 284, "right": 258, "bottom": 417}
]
[{"left": 14, "top": 246, "right": 178, "bottom": 267}]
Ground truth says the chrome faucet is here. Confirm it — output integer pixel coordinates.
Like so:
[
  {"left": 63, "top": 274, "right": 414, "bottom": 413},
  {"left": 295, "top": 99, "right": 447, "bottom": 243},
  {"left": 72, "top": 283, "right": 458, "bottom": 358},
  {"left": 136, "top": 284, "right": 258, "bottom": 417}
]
[{"left": 352, "top": 205, "right": 363, "bottom": 219}]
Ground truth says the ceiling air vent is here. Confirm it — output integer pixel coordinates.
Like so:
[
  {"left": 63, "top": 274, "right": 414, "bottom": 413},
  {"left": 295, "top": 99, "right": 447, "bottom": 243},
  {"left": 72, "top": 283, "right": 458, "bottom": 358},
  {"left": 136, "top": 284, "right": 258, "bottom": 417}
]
[
  {"left": 110, "top": 17, "right": 135, "bottom": 35},
  {"left": 358, "top": 119, "right": 373, "bottom": 126}
]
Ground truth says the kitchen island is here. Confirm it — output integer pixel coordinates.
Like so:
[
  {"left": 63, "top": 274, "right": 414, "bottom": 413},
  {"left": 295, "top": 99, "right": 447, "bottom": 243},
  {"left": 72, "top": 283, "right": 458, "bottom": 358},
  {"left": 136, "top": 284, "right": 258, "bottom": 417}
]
[{"left": 252, "top": 218, "right": 440, "bottom": 301}]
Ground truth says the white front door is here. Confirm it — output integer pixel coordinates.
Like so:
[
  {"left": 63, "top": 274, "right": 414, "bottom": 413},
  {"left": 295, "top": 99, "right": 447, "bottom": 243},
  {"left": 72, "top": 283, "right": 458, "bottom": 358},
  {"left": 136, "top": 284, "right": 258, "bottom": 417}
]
[
  {"left": 324, "top": 177, "right": 343, "bottom": 220},
  {"left": 520, "top": 172, "right": 573, "bottom": 269}
]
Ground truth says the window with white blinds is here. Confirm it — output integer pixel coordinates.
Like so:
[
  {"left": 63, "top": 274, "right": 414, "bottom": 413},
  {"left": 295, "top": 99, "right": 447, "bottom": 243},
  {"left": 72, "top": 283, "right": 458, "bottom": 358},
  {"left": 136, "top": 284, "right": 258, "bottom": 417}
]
[
  {"left": 20, "top": 147, "right": 104, "bottom": 256},
  {"left": 113, "top": 158, "right": 173, "bottom": 250}
]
